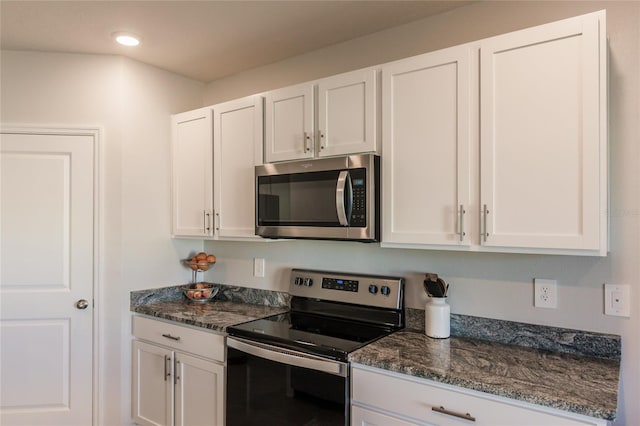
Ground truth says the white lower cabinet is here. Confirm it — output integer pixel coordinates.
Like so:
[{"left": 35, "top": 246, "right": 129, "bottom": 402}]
[
  {"left": 174, "top": 352, "right": 224, "bottom": 426},
  {"left": 132, "top": 316, "right": 225, "bottom": 426},
  {"left": 132, "top": 341, "right": 173, "bottom": 426},
  {"left": 351, "top": 364, "right": 606, "bottom": 426}
]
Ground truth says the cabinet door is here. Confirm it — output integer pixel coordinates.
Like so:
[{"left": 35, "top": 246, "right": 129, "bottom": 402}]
[
  {"left": 381, "top": 46, "right": 471, "bottom": 246},
  {"left": 317, "top": 69, "right": 377, "bottom": 157},
  {"left": 171, "top": 108, "right": 213, "bottom": 237},
  {"left": 265, "top": 83, "right": 314, "bottom": 162},
  {"left": 480, "top": 12, "right": 606, "bottom": 253},
  {"left": 174, "top": 352, "right": 225, "bottom": 426},
  {"left": 132, "top": 341, "right": 173, "bottom": 426},
  {"left": 213, "top": 96, "right": 264, "bottom": 239}
]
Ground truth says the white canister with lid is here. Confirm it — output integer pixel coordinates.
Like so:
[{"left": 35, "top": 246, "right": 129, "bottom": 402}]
[{"left": 425, "top": 297, "right": 450, "bottom": 338}]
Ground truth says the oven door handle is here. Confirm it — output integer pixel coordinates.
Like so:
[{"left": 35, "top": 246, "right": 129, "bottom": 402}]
[{"left": 227, "top": 337, "right": 347, "bottom": 377}]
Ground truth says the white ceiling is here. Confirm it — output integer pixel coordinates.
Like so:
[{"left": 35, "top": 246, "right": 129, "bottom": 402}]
[{"left": 0, "top": 1, "right": 473, "bottom": 82}]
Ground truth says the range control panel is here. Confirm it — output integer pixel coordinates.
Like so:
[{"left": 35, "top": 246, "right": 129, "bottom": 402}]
[
  {"left": 322, "top": 277, "right": 359, "bottom": 292},
  {"left": 289, "top": 269, "right": 404, "bottom": 310}
]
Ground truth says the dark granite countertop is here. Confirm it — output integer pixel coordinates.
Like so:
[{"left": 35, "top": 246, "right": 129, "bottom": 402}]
[
  {"left": 130, "top": 283, "right": 290, "bottom": 332},
  {"left": 131, "top": 299, "right": 288, "bottom": 332},
  {"left": 349, "top": 329, "right": 619, "bottom": 421}
]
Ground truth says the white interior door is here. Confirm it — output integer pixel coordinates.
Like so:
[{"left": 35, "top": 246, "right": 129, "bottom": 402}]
[{"left": 0, "top": 131, "right": 95, "bottom": 425}]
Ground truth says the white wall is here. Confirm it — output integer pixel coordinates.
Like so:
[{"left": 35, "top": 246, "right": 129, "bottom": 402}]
[
  {"left": 202, "top": 2, "right": 640, "bottom": 424},
  {"left": 0, "top": 50, "right": 205, "bottom": 425}
]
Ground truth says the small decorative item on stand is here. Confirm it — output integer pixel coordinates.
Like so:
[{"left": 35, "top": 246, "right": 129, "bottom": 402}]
[
  {"left": 182, "top": 252, "right": 217, "bottom": 283},
  {"left": 180, "top": 252, "right": 219, "bottom": 303},
  {"left": 423, "top": 273, "right": 450, "bottom": 339}
]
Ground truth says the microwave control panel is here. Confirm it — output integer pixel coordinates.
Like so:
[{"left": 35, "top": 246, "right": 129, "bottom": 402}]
[{"left": 350, "top": 168, "right": 367, "bottom": 227}]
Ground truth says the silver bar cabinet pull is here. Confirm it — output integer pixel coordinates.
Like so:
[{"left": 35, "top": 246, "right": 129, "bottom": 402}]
[
  {"left": 318, "top": 130, "right": 325, "bottom": 150},
  {"left": 432, "top": 406, "right": 476, "bottom": 422},
  {"left": 204, "top": 210, "right": 211, "bottom": 234},
  {"left": 303, "top": 132, "right": 311, "bottom": 152},
  {"left": 482, "top": 204, "right": 489, "bottom": 242},
  {"left": 163, "top": 355, "right": 171, "bottom": 381},
  {"left": 174, "top": 360, "right": 180, "bottom": 385},
  {"left": 215, "top": 211, "right": 220, "bottom": 231},
  {"left": 162, "top": 333, "right": 180, "bottom": 341},
  {"left": 458, "top": 204, "right": 466, "bottom": 242}
]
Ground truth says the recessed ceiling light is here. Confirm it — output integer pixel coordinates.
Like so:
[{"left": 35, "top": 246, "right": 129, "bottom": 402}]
[{"left": 113, "top": 32, "right": 141, "bottom": 47}]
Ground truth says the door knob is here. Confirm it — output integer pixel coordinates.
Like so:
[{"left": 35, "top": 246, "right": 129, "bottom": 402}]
[{"left": 76, "top": 299, "right": 89, "bottom": 310}]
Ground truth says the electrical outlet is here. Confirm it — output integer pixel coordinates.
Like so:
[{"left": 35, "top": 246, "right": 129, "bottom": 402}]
[
  {"left": 534, "top": 279, "right": 557, "bottom": 308},
  {"left": 604, "top": 284, "right": 630, "bottom": 317},
  {"left": 253, "top": 258, "right": 265, "bottom": 277}
]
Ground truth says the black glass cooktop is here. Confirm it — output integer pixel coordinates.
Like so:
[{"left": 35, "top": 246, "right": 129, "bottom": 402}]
[{"left": 226, "top": 312, "right": 395, "bottom": 362}]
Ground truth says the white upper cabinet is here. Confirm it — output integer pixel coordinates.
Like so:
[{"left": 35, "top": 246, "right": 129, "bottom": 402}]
[
  {"left": 381, "top": 10, "right": 607, "bottom": 256},
  {"left": 264, "top": 83, "right": 315, "bottom": 162},
  {"left": 170, "top": 10, "right": 607, "bottom": 254},
  {"left": 171, "top": 107, "right": 213, "bottom": 237},
  {"left": 382, "top": 45, "right": 471, "bottom": 247},
  {"left": 264, "top": 68, "right": 378, "bottom": 163},
  {"left": 317, "top": 69, "right": 377, "bottom": 157},
  {"left": 171, "top": 97, "right": 263, "bottom": 240},
  {"left": 213, "top": 95, "right": 264, "bottom": 240},
  {"left": 479, "top": 11, "right": 607, "bottom": 255}
]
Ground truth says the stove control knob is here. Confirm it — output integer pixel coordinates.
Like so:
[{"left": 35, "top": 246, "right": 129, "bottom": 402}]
[
  {"left": 303, "top": 278, "right": 313, "bottom": 287},
  {"left": 294, "top": 277, "right": 303, "bottom": 286},
  {"left": 368, "top": 284, "right": 378, "bottom": 294},
  {"left": 380, "top": 285, "right": 391, "bottom": 296}
]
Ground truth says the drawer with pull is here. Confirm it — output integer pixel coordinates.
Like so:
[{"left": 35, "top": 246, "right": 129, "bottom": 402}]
[
  {"left": 351, "top": 364, "right": 604, "bottom": 426},
  {"left": 132, "top": 315, "right": 225, "bottom": 362}
]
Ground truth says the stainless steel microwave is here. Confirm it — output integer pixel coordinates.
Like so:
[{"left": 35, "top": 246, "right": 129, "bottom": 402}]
[{"left": 255, "top": 154, "right": 380, "bottom": 242}]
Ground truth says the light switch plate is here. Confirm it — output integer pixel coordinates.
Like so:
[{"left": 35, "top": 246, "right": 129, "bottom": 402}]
[
  {"left": 253, "top": 258, "right": 265, "bottom": 277},
  {"left": 604, "top": 284, "right": 630, "bottom": 317}
]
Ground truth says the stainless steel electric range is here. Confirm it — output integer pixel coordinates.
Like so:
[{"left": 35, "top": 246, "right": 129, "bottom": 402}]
[{"left": 226, "top": 269, "right": 405, "bottom": 426}]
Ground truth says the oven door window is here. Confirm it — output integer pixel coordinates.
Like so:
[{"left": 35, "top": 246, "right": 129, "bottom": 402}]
[
  {"left": 257, "top": 170, "right": 351, "bottom": 227},
  {"left": 226, "top": 347, "right": 347, "bottom": 426}
]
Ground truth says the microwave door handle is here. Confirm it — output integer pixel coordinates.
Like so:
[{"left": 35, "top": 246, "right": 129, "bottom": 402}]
[
  {"left": 336, "top": 171, "right": 349, "bottom": 226},
  {"left": 346, "top": 173, "right": 353, "bottom": 223}
]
